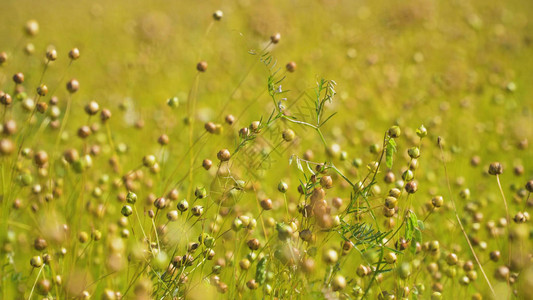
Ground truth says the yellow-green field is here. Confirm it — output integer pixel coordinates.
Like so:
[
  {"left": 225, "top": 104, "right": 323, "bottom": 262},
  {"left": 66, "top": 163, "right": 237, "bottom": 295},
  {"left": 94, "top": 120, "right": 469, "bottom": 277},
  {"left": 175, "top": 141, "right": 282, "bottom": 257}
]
[{"left": 0, "top": 0, "right": 532, "bottom": 299}]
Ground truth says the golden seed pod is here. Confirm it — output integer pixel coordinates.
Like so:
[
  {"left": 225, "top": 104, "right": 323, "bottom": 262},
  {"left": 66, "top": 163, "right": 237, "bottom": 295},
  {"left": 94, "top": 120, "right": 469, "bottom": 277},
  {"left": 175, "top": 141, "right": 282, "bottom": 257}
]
[
  {"left": 197, "top": 61, "right": 208, "bottom": 72},
  {"left": 69, "top": 48, "right": 80, "bottom": 60},
  {"left": 66, "top": 79, "right": 80, "bottom": 93},
  {"left": 25, "top": 20, "right": 39, "bottom": 36},
  {"left": 270, "top": 33, "right": 281, "bottom": 44},
  {"left": 46, "top": 49, "right": 57, "bottom": 61},
  {"left": 286, "top": 61, "right": 297, "bottom": 72}
]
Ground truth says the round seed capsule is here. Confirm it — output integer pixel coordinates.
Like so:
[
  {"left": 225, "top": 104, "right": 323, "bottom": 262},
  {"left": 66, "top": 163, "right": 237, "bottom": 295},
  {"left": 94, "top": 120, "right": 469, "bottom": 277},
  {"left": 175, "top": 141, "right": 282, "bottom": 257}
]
[
  {"left": 331, "top": 274, "right": 346, "bottom": 291},
  {"left": 13, "top": 72, "right": 24, "bottom": 84},
  {"left": 25, "top": 20, "right": 39, "bottom": 36},
  {"left": 431, "top": 196, "right": 444, "bottom": 208},
  {"left": 66, "top": 79, "right": 79, "bottom": 93},
  {"left": 37, "top": 84, "right": 48, "bottom": 96},
  {"left": 282, "top": 129, "right": 295, "bottom": 142},
  {"left": 286, "top": 61, "right": 297, "bottom": 72},
  {"left": 197, "top": 61, "right": 208, "bottom": 72},
  {"left": 85, "top": 101, "right": 100, "bottom": 115},
  {"left": 202, "top": 159, "right": 212, "bottom": 170},
  {"left": 217, "top": 149, "right": 231, "bottom": 161},
  {"left": 68, "top": 48, "right": 80, "bottom": 60},
  {"left": 213, "top": 10, "right": 223, "bottom": 21},
  {"left": 270, "top": 33, "right": 281, "bottom": 44},
  {"left": 488, "top": 162, "right": 503, "bottom": 175},
  {"left": 257, "top": 198, "right": 272, "bottom": 210},
  {"left": 46, "top": 49, "right": 57, "bottom": 61}
]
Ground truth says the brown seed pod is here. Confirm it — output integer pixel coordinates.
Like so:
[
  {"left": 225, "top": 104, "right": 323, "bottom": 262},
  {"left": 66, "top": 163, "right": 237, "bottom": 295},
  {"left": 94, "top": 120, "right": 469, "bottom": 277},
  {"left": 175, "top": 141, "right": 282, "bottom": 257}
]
[
  {"left": 494, "top": 265, "right": 509, "bottom": 281},
  {"left": 490, "top": 250, "right": 500, "bottom": 262},
  {"left": 286, "top": 61, "right": 297, "bottom": 72},
  {"left": 246, "top": 279, "right": 258, "bottom": 290},
  {"left": 34, "top": 151, "right": 49, "bottom": 167},
  {"left": 66, "top": 79, "right": 79, "bottom": 93},
  {"left": 270, "top": 33, "right": 281, "bottom": 44},
  {"left": 488, "top": 162, "right": 503, "bottom": 175},
  {"left": 37, "top": 84, "right": 48, "bottom": 96},
  {"left": 46, "top": 49, "right": 57, "bottom": 61},
  {"left": 217, "top": 149, "right": 231, "bottom": 162},
  {"left": 247, "top": 238, "right": 260, "bottom": 251},
  {"left": 158, "top": 134, "right": 169, "bottom": 145},
  {"left": 13, "top": 72, "right": 24, "bottom": 84},
  {"left": 3, "top": 120, "right": 17, "bottom": 135},
  {"left": 37, "top": 279, "right": 51, "bottom": 295},
  {"left": 34, "top": 237, "right": 48, "bottom": 251},
  {"left": 331, "top": 197, "right": 343, "bottom": 209},
  {"left": 0, "top": 52, "right": 7, "bottom": 65},
  {"left": 405, "top": 181, "right": 418, "bottom": 194},
  {"left": 63, "top": 149, "right": 79, "bottom": 163},
  {"left": 213, "top": 10, "right": 223, "bottom": 21},
  {"left": 85, "top": 101, "right": 100, "bottom": 115},
  {"left": 202, "top": 159, "right": 212, "bottom": 170},
  {"left": 525, "top": 180, "right": 533, "bottom": 193},
  {"left": 320, "top": 176, "right": 333, "bottom": 189},
  {"left": 224, "top": 114, "right": 235, "bottom": 125},
  {"left": 68, "top": 48, "right": 80, "bottom": 60},
  {"left": 35, "top": 101, "right": 47, "bottom": 113},
  {"left": 100, "top": 108, "right": 112, "bottom": 122},
  {"left": 260, "top": 198, "right": 273, "bottom": 210},
  {"left": 205, "top": 122, "right": 217, "bottom": 133},
  {"left": 0, "top": 92, "right": 12, "bottom": 106},
  {"left": 154, "top": 197, "right": 167, "bottom": 209},
  {"left": 197, "top": 61, "right": 208, "bottom": 72},
  {"left": 77, "top": 126, "right": 91, "bottom": 139},
  {"left": 25, "top": 20, "right": 39, "bottom": 36}
]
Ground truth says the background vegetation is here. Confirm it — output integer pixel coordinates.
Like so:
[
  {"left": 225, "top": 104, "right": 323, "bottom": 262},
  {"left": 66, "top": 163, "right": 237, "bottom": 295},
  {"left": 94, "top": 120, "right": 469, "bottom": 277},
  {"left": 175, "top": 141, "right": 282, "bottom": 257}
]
[{"left": 0, "top": 0, "right": 532, "bottom": 299}]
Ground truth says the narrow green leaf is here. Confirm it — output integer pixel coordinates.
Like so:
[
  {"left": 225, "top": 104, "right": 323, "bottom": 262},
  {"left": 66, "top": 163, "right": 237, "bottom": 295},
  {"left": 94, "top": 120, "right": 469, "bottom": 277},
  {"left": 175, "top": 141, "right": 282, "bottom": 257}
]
[{"left": 385, "top": 138, "right": 397, "bottom": 169}]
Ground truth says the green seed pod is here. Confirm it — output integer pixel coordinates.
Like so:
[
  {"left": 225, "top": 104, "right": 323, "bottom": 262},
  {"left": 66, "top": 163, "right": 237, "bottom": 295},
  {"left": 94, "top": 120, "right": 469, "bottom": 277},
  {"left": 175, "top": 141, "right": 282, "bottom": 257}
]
[
  {"left": 384, "top": 197, "right": 398, "bottom": 209},
  {"left": 177, "top": 199, "right": 189, "bottom": 212},
  {"left": 191, "top": 205, "right": 203, "bottom": 217},
  {"left": 276, "top": 223, "right": 293, "bottom": 241},
  {"left": 384, "top": 252, "right": 397, "bottom": 264},
  {"left": 126, "top": 191, "right": 137, "bottom": 204},
  {"left": 204, "top": 237, "right": 215, "bottom": 248},
  {"left": 232, "top": 217, "right": 243, "bottom": 231},
  {"left": 195, "top": 186, "right": 207, "bottom": 199},
  {"left": 18, "top": 173, "right": 33, "bottom": 186},
  {"left": 322, "top": 248, "right": 338, "bottom": 265},
  {"left": 331, "top": 274, "right": 346, "bottom": 291},
  {"left": 167, "top": 97, "right": 179, "bottom": 108},
  {"left": 416, "top": 125, "right": 427, "bottom": 138},
  {"left": 142, "top": 155, "right": 156, "bottom": 168},
  {"left": 407, "top": 147, "right": 420, "bottom": 159},
  {"left": 352, "top": 158, "right": 363, "bottom": 168},
  {"left": 278, "top": 181, "right": 288, "bottom": 193},
  {"left": 398, "top": 262, "right": 411, "bottom": 279},
  {"left": 402, "top": 170, "right": 414, "bottom": 182},
  {"left": 30, "top": 256, "right": 43, "bottom": 268},
  {"left": 282, "top": 129, "right": 295, "bottom": 142},
  {"left": 431, "top": 196, "right": 443, "bottom": 208},
  {"left": 121, "top": 205, "right": 133, "bottom": 217},
  {"left": 388, "top": 126, "right": 401, "bottom": 138},
  {"left": 369, "top": 143, "right": 381, "bottom": 154}
]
